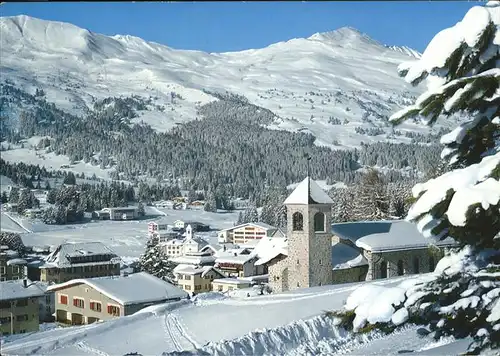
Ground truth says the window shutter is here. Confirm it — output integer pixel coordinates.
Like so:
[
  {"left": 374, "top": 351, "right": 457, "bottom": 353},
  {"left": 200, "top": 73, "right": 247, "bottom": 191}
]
[
  {"left": 90, "top": 302, "right": 94, "bottom": 310},
  {"left": 107, "top": 305, "right": 112, "bottom": 314}
]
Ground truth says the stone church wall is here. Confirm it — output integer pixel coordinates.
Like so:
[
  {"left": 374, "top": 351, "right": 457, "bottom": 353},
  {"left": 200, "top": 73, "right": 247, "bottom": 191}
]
[
  {"left": 332, "top": 265, "right": 369, "bottom": 284},
  {"left": 268, "top": 255, "right": 289, "bottom": 293}
]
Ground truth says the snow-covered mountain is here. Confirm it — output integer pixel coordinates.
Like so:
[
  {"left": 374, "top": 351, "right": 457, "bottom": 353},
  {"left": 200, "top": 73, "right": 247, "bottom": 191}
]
[
  {"left": 0, "top": 15, "right": 449, "bottom": 148},
  {"left": 387, "top": 45, "right": 422, "bottom": 59}
]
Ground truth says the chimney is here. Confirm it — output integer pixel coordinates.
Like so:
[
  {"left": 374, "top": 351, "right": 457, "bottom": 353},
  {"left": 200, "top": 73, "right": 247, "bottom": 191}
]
[{"left": 23, "top": 279, "right": 28, "bottom": 288}]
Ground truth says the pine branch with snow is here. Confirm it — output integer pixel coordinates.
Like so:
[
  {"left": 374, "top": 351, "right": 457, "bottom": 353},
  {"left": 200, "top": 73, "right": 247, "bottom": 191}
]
[{"left": 337, "top": 2, "right": 500, "bottom": 353}]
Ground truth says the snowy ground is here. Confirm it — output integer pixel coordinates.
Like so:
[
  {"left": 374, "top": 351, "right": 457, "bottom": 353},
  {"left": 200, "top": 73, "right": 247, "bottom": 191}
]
[
  {"left": 0, "top": 206, "right": 238, "bottom": 259},
  {"left": 0, "top": 275, "right": 480, "bottom": 356}
]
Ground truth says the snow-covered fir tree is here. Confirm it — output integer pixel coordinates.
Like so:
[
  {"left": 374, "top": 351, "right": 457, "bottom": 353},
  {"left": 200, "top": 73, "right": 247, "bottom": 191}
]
[
  {"left": 351, "top": 169, "right": 389, "bottom": 221},
  {"left": 0, "top": 232, "right": 25, "bottom": 255},
  {"left": 335, "top": 2, "right": 500, "bottom": 353},
  {"left": 243, "top": 204, "right": 259, "bottom": 223},
  {"left": 138, "top": 243, "right": 177, "bottom": 284}
]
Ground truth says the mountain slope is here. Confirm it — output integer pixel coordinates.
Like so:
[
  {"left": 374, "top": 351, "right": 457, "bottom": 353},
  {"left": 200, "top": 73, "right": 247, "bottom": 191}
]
[{"left": 0, "top": 15, "right": 451, "bottom": 148}]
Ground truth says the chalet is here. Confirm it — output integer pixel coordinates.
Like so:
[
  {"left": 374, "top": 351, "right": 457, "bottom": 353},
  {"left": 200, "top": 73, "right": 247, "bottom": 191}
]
[
  {"left": 48, "top": 272, "right": 187, "bottom": 325},
  {"left": 214, "top": 254, "right": 264, "bottom": 278},
  {"left": 148, "top": 219, "right": 179, "bottom": 241},
  {"left": 0, "top": 279, "right": 45, "bottom": 336},
  {"left": 40, "top": 242, "right": 121, "bottom": 284},
  {"left": 217, "top": 222, "right": 277, "bottom": 245},
  {"left": 173, "top": 265, "right": 225, "bottom": 295}
]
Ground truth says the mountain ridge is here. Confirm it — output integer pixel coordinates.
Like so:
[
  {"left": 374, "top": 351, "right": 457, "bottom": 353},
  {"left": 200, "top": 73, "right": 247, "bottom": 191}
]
[{"left": 0, "top": 15, "right": 449, "bottom": 149}]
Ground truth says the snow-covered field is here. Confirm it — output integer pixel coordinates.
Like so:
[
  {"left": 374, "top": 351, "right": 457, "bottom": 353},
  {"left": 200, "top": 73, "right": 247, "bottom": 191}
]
[
  {"left": 0, "top": 206, "right": 239, "bottom": 259},
  {"left": 0, "top": 276, "right": 478, "bottom": 356},
  {"left": 0, "top": 16, "right": 458, "bottom": 149}
]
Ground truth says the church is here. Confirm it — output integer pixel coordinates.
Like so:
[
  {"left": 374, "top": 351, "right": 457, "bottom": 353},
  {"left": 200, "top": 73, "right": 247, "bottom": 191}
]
[
  {"left": 266, "top": 176, "right": 335, "bottom": 292},
  {"left": 264, "top": 176, "right": 457, "bottom": 293}
]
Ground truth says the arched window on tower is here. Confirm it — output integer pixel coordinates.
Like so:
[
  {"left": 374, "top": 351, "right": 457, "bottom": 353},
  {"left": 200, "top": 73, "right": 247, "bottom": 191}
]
[
  {"left": 292, "top": 212, "right": 303, "bottom": 231},
  {"left": 314, "top": 212, "right": 325, "bottom": 232}
]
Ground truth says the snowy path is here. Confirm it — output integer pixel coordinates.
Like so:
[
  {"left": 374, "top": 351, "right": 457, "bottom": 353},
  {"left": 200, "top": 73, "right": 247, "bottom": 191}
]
[
  {"left": 76, "top": 341, "right": 110, "bottom": 356},
  {"left": 0, "top": 212, "right": 31, "bottom": 233},
  {"left": 163, "top": 311, "right": 199, "bottom": 352}
]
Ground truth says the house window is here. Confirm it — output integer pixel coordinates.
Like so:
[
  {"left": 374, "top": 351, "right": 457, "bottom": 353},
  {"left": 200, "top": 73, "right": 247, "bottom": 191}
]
[
  {"left": 16, "top": 314, "right": 28, "bottom": 322},
  {"left": 218, "top": 285, "right": 223, "bottom": 292},
  {"left": 429, "top": 256, "right": 435, "bottom": 272},
  {"left": 292, "top": 212, "right": 304, "bottom": 231},
  {"left": 184, "top": 275, "right": 191, "bottom": 280},
  {"left": 413, "top": 257, "right": 420, "bottom": 274},
  {"left": 0, "top": 266, "right": 5, "bottom": 274},
  {"left": 16, "top": 299, "right": 28, "bottom": 307},
  {"left": 397, "top": 260, "right": 404, "bottom": 276},
  {"left": 380, "top": 261, "right": 388, "bottom": 279},
  {"left": 73, "top": 298, "right": 85, "bottom": 308},
  {"left": 177, "top": 275, "right": 183, "bottom": 280},
  {"left": 0, "top": 301, "right": 11, "bottom": 309},
  {"left": 195, "top": 285, "right": 201, "bottom": 291},
  {"left": 314, "top": 212, "right": 325, "bottom": 232},
  {"left": 107, "top": 305, "right": 120, "bottom": 316},
  {"left": 184, "top": 285, "right": 191, "bottom": 291},
  {"left": 90, "top": 301, "right": 102, "bottom": 312}
]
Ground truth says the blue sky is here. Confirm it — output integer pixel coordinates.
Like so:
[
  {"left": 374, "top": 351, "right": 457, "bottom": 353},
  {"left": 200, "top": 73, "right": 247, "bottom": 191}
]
[{"left": 1, "top": 1, "right": 479, "bottom": 53}]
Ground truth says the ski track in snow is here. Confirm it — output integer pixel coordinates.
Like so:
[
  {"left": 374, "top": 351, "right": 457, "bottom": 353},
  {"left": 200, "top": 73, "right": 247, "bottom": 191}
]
[{"left": 164, "top": 311, "right": 198, "bottom": 352}]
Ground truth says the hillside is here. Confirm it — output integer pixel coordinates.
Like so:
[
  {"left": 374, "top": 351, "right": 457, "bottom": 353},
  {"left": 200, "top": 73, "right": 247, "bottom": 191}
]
[{"left": 0, "top": 15, "right": 456, "bottom": 149}]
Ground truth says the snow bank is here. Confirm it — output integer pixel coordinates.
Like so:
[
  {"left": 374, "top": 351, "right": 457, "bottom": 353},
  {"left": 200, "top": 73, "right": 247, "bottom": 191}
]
[{"left": 165, "top": 314, "right": 418, "bottom": 356}]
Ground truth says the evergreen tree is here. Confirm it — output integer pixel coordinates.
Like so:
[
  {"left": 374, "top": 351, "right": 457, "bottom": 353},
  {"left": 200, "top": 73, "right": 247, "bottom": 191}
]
[
  {"left": 44, "top": 180, "right": 51, "bottom": 191},
  {"left": 352, "top": 169, "right": 389, "bottom": 221},
  {"left": 46, "top": 189, "right": 57, "bottom": 204},
  {"left": 236, "top": 211, "right": 244, "bottom": 225},
  {"left": 63, "top": 172, "right": 76, "bottom": 185},
  {"left": 1, "top": 191, "right": 8, "bottom": 204},
  {"left": 17, "top": 189, "right": 33, "bottom": 213},
  {"left": 244, "top": 204, "right": 259, "bottom": 223},
  {"left": 8, "top": 187, "right": 19, "bottom": 204},
  {"left": 138, "top": 244, "right": 177, "bottom": 283},
  {"left": 340, "top": 3, "right": 500, "bottom": 353},
  {"left": 203, "top": 191, "right": 217, "bottom": 212}
]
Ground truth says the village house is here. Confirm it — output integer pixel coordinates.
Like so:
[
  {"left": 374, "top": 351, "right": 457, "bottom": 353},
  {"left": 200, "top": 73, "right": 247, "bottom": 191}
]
[
  {"left": 104, "top": 207, "right": 140, "bottom": 220},
  {"left": 211, "top": 278, "right": 252, "bottom": 293},
  {"left": 173, "top": 265, "right": 226, "bottom": 295},
  {"left": 0, "top": 279, "right": 45, "bottom": 336},
  {"left": 264, "top": 176, "right": 458, "bottom": 293},
  {"left": 147, "top": 219, "right": 179, "bottom": 242},
  {"left": 214, "top": 253, "right": 264, "bottom": 278},
  {"left": 172, "top": 220, "right": 210, "bottom": 232},
  {"left": 40, "top": 242, "right": 121, "bottom": 284},
  {"left": 157, "top": 225, "right": 210, "bottom": 258},
  {"left": 1, "top": 247, "right": 27, "bottom": 281},
  {"left": 47, "top": 272, "right": 187, "bottom": 325},
  {"left": 217, "top": 222, "right": 278, "bottom": 245}
]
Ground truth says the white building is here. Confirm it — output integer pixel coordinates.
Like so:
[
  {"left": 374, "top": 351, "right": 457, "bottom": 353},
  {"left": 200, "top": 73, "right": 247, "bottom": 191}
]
[{"left": 217, "top": 222, "right": 278, "bottom": 245}]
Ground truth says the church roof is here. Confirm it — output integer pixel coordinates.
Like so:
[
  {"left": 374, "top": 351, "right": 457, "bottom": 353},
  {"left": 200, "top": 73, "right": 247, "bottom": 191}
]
[{"left": 283, "top": 177, "right": 334, "bottom": 205}]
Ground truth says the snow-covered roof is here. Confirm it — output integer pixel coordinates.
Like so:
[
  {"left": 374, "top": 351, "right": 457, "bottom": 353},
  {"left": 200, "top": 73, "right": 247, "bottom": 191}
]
[
  {"left": 333, "top": 254, "right": 368, "bottom": 270},
  {"left": 44, "top": 242, "right": 120, "bottom": 268},
  {"left": 170, "top": 255, "right": 216, "bottom": 265},
  {"left": 212, "top": 278, "right": 252, "bottom": 285},
  {"left": 283, "top": 177, "right": 334, "bottom": 205},
  {"left": 6, "top": 258, "right": 28, "bottom": 266},
  {"left": 173, "top": 264, "right": 224, "bottom": 278},
  {"left": 0, "top": 280, "right": 46, "bottom": 301},
  {"left": 218, "top": 222, "right": 277, "bottom": 233},
  {"left": 47, "top": 272, "right": 187, "bottom": 305},
  {"left": 252, "top": 235, "right": 289, "bottom": 266},
  {"left": 215, "top": 254, "right": 256, "bottom": 265},
  {"left": 332, "top": 242, "right": 367, "bottom": 269},
  {"left": 352, "top": 220, "right": 458, "bottom": 252}
]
